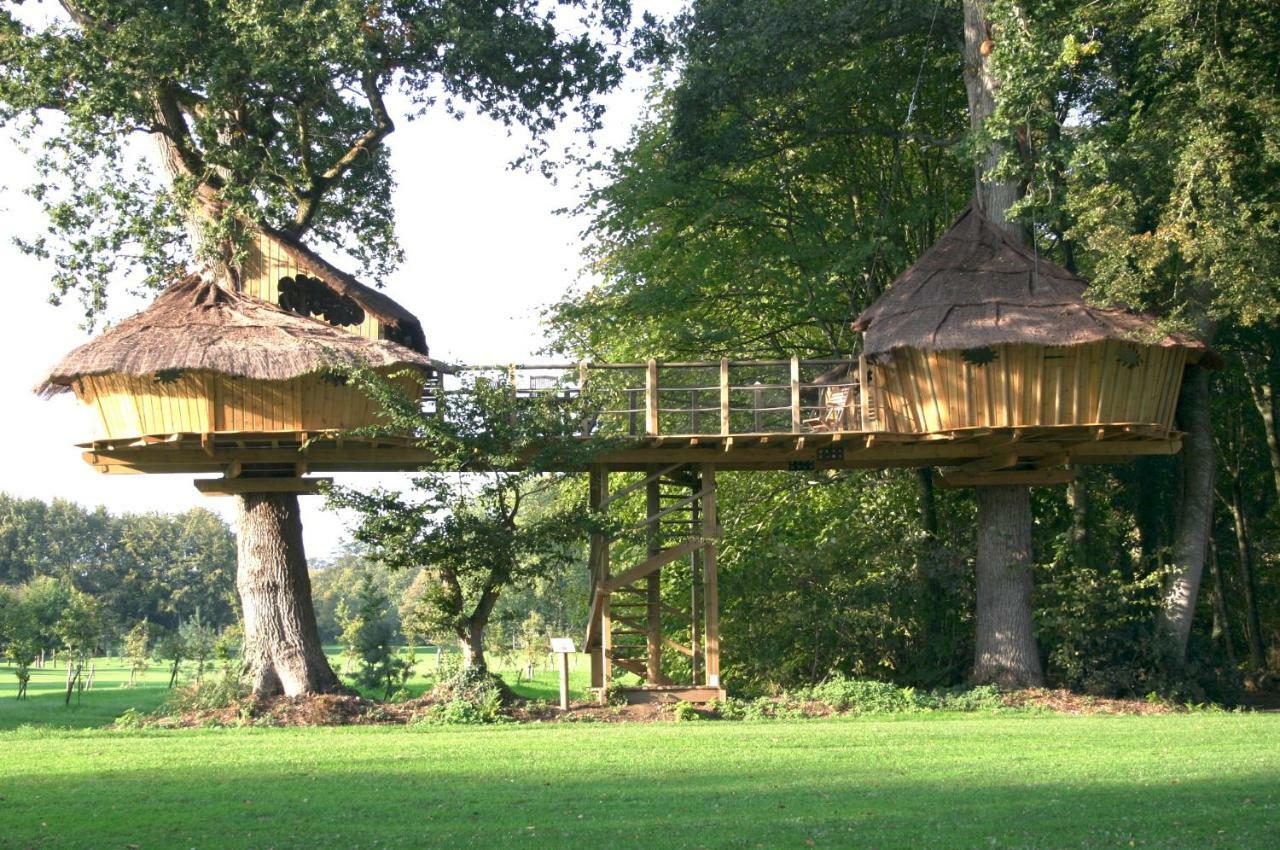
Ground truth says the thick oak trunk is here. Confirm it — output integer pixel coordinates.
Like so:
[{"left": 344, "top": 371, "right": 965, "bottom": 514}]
[
  {"left": 458, "top": 622, "right": 488, "bottom": 673},
  {"left": 973, "top": 485, "right": 1044, "bottom": 687},
  {"left": 1158, "top": 365, "right": 1215, "bottom": 658},
  {"left": 236, "top": 493, "right": 342, "bottom": 697},
  {"left": 962, "top": 0, "right": 1044, "bottom": 688}
]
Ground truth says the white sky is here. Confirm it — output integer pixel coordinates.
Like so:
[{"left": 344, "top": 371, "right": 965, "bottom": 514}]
[{"left": 0, "top": 4, "right": 679, "bottom": 559}]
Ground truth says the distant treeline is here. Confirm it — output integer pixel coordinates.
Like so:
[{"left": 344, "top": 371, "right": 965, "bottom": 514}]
[{"left": 0, "top": 493, "right": 238, "bottom": 637}]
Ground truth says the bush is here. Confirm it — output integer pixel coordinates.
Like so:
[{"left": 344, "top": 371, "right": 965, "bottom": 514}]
[
  {"left": 160, "top": 674, "right": 245, "bottom": 715},
  {"left": 671, "top": 700, "right": 700, "bottom": 721},
  {"left": 414, "top": 665, "right": 509, "bottom": 725},
  {"left": 797, "top": 676, "right": 918, "bottom": 714},
  {"left": 114, "top": 707, "right": 147, "bottom": 729}
]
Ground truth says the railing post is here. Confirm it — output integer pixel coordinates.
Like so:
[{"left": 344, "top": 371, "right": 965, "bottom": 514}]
[
  {"left": 719, "top": 359, "right": 731, "bottom": 435},
  {"left": 790, "top": 356, "right": 801, "bottom": 432},
  {"left": 646, "top": 358, "right": 659, "bottom": 436},
  {"left": 507, "top": 364, "right": 518, "bottom": 427}
]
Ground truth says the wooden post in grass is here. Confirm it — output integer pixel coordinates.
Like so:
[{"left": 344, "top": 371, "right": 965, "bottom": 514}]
[{"left": 551, "top": 638, "right": 575, "bottom": 710}]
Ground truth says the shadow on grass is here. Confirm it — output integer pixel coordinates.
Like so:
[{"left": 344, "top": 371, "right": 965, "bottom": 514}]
[{"left": 0, "top": 737, "right": 1275, "bottom": 849}]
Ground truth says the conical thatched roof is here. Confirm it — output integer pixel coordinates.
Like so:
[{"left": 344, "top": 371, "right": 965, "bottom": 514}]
[
  {"left": 37, "top": 276, "right": 442, "bottom": 396},
  {"left": 853, "top": 205, "right": 1203, "bottom": 358}
]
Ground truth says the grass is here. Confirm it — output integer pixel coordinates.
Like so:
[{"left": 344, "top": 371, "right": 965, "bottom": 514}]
[
  {"left": 1, "top": 715, "right": 1277, "bottom": 848},
  {"left": 2, "top": 656, "right": 1278, "bottom": 848},
  {"left": 0, "top": 646, "right": 593, "bottom": 731}
]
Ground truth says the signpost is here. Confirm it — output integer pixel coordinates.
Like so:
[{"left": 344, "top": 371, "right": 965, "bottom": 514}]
[{"left": 550, "top": 637, "right": 576, "bottom": 710}]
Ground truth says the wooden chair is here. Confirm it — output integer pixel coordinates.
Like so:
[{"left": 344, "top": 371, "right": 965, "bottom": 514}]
[{"left": 803, "top": 387, "right": 850, "bottom": 432}]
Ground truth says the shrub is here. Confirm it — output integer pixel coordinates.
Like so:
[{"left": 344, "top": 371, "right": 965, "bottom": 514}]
[
  {"left": 671, "top": 700, "right": 700, "bottom": 722},
  {"left": 114, "top": 707, "right": 147, "bottom": 729},
  {"left": 415, "top": 665, "right": 509, "bottom": 725},
  {"left": 797, "top": 676, "right": 919, "bottom": 714}
]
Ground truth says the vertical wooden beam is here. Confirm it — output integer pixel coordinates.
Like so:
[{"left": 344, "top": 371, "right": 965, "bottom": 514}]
[
  {"left": 646, "top": 473, "right": 664, "bottom": 685},
  {"left": 578, "top": 361, "right": 589, "bottom": 395},
  {"left": 588, "top": 465, "right": 604, "bottom": 690},
  {"left": 598, "top": 466, "right": 612, "bottom": 698},
  {"left": 690, "top": 477, "right": 702, "bottom": 685},
  {"left": 700, "top": 463, "right": 721, "bottom": 690},
  {"left": 646, "top": 358, "right": 660, "bottom": 436},
  {"left": 790, "top": 356, "right": 801, "bottom": 433},
  {"left": 858, "top": 353, "right": 871, "bottom": 431},
  {"left": 719, "top": 359, "right": 731, "bottom": 435}
]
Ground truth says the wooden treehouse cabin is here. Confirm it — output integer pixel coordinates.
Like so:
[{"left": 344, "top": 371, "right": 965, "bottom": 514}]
[{"left": 38, "top": 229, "right": 442, "bottom": 494}]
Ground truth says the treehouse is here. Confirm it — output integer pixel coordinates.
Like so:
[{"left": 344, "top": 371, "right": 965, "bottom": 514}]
[
  {"left": 850, "top": 204, "right": 1208, "bottom": 487},
  {"left": 38, "top": 230, "right": 442, "bottom": 492}
]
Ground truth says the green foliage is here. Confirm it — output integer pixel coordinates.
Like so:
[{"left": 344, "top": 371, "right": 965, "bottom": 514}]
[
  {"left": 415, "top": 665, "right": 508, "bottom": 725},
  {"left": 0, "top": 494, "right": 237, "bottom": 637},
  {"left": 329, "top": 372, "right": 601, "bottom": 674},
  {"left": 178, "top": 611, "right": 217, "bottom": 686},
  {"left": 0, "top": 0, "right": 634, "bottom": 317},
  {"left": 122, "top": 620, "right": 149, "bottom": 687},
  {"left": 337, "top": 575, "right": 412, "bottom": 699}
]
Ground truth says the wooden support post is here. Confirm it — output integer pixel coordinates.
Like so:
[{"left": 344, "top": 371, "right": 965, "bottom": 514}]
[
  {"left": 791, "top": 356, "right": 802, "bottom": 433},
  {"left": 646, "top": 358, "right": 660, "bottom": 436},
  {"left": 858, "top": 354, "right": 871, "bottom": 431},
  {"left": 646, "top": 472, "right": 664, "bottom": 685},
  {"left": 690, "top": 480, "right": 702, "bottom": 685},
  {"left": 588, "top": 465, "right": 604, "bottom": 690},
  {"left": 720, "top": 359, "right": 731, "bottom": 435},
  {"left": 700, "top": 463, "right": 721, "bottom": 690},
  {"left": 598, "top": 467, "right": 613, "bottom": 697}
]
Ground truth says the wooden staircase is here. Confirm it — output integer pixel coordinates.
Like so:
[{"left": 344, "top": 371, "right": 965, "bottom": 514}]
[{"left": 584, "top": 462, "right": 723, "bottom": 703}]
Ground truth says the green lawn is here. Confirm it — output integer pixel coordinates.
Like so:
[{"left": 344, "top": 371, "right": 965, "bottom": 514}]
[
  {"left": 2, "top": 658, "right": 1278, "bottom": 848},
  {"left": 0, "top": 715, "right": 1276, "bottom": 848},
  {"left": 0, "top": 647, "right": 594, "bottom": 731}
]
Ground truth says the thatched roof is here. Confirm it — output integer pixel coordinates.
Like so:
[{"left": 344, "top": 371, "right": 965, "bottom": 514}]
[
  {"left": 853, "top": 205, "right": 1204, "bottom": 358},
  {"left": 257, "top": 224, "right": 429, "bottom": 355},
  {"left": 38, "top": 276, "right": 443, "bottom": 396}
]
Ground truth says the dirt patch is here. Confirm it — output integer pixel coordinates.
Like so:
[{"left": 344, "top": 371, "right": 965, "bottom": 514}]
[{"left": 1000, "top": 688, "right": 1179, "bottom": 715}]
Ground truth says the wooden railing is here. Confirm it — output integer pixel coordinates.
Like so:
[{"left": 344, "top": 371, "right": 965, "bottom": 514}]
[{"left": 430, "top": 357, "right": 885, "bottom": 436}]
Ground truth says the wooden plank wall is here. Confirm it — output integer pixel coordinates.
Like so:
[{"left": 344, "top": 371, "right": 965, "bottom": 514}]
[
  {"left": 241, "top": 232, "right": 384, "bottom": 344},
  {"left": 873, "top": 342, "right": 1189, "bottom": 433},
  {"left": 74, "top": 371, "right": 421, "bottom": 439}
]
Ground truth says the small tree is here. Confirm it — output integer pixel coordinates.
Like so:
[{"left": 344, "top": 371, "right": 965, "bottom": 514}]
[
  {"left": 337, "top": 575, "right": 412, "bottom": 699},
  {"left": 123, "top": 620, "right": 150, "bottom": 688},
  {"left": 331, "top": 374, "right": 603, "bottom": 676},
  {"left": 0, "top": 588, "right": 41, "bottom": 700},
  {"left": 56, "top": 589, "right": 102, "bottom": 705},
  {"left": 178, "top": 610, "right": 217, "bottom": 686},
  {"left": 154, "top": 628, "right": 185, "bottom": 689}
]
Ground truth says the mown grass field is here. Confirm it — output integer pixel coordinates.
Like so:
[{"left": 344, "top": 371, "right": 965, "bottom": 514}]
[{"left": 1, "top": 657, "right": 1278, "bottom": 849}]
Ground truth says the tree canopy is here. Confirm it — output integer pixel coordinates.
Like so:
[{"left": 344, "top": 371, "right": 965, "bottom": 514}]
[{"left": 1, "top": 0, "right": 634, "bottom": 317}]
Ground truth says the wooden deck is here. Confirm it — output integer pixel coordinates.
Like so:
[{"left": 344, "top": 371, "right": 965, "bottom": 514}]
[{"left": 78, "top": 422, "right": 1180, "bottom": 484}]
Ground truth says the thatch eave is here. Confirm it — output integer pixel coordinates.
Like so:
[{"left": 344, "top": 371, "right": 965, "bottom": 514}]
[{"left": 36, "top": 276, "right": 447, "bottom": 397}]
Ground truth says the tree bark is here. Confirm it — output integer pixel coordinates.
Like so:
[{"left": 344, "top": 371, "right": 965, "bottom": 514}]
[
  {"left": 1207, "top": 541, "right": 1237, "bottom": 668},
  {"left": 236, "top": 493, "right": 342, "bottom": 697},
  {"left": 1158, "top": 365, "right": 1215, "bottom": 658},
  {"left": 458, "top": 622, "right": 488, "bottom": 674},
  {"left": 1227, "top": 478, "right": 1266, "bottom": 671},
  {"left": 1243, "top": 344, "right": 1280, "bottom": 505},
  {"left": 972, "top": 485, "right": 1044, "bottom": 686},
  {"left": 963, "top": 0, "right": 1044, "bottom": 688}
]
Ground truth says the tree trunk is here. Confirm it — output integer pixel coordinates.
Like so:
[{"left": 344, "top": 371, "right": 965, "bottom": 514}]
[
  {"left": 1244, "top": 345, "right": 1280, "bottom": 505},
  {"left": 236, "top": 493, "right": 342, "bottom": 697},
  {"left": 973, "top": 485, "right": 1044, "bottom": 687},
  {"left": 962, "top": 0, "right": 1044, "bottom": 688},
  {"left": 1207, "top": 541, "right": 1237, "bottom": 668},
  {"left": 1158, "top": 365, "right": 1215, "bottom": 658},
  {"left": 1067, "top": 469, "right": 1090, "bottom": 566},
  {"left": 1227, "top": 479, "right": 1266, "bottom": 671},
  {"left": 458, "top": 621, "right": 488, "bottom": 673}
]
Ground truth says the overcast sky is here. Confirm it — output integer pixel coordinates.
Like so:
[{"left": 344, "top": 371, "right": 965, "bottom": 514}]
[{"left": 0, "top": 3, "right": 680, "bottom": 559}]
